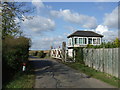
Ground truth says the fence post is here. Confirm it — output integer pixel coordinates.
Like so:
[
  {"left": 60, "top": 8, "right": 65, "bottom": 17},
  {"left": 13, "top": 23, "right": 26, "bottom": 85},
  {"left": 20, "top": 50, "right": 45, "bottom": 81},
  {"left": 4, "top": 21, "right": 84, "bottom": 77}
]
[
  {"left": 50, "top": 46, "right": 53, "bottom": 58},
  {"left": 103, "top": 48, "right": 104, "bottom": 72},
  {"left": 62, "top": 42, "right": 66, "bottom": 62}
]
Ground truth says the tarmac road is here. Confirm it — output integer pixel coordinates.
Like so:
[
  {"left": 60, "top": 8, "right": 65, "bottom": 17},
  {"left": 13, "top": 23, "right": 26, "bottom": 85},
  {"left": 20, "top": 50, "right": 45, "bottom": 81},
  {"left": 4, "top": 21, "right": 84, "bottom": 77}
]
[{"left": 29, "top": 57, "right": 116, "bottom": 88}]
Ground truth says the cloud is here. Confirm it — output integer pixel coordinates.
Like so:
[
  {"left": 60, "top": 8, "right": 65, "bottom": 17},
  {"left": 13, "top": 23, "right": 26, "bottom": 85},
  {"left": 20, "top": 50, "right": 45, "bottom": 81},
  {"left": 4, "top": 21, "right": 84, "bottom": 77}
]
[
  {"left": 32, "top": 0, "right": 45, "bottom": 8},
  {"left": 103, "top": 7, "right": 118, "bottom": 29},
  {"left": 50, "top": 9, "right": 97, "bottom": 29},
  {"left": 22, "top": 16, "right": 55, "bottom": 33},
  {"left": 102, "top": 30, "right": 118, "bottom": 41},
  {"left": 32, "top": 0, "right": 53, "bottom": 15},
  {"left": 95, "top": 25, "right": 108, "bottom": 34},
  {"left": 30, "top": 36, "right": 65, "bottom": 50},
  {"left": 94, "top": 7, "right": 119, "bottom": 41},
  {"left": 93, "top": 25, "right": 118, "bottom": 41},
  {"left": 14, "top": 17, "right": 20, "bottom": 24},
  {"left": 32, "top": 0, "right": 45, "bottom": 15}
]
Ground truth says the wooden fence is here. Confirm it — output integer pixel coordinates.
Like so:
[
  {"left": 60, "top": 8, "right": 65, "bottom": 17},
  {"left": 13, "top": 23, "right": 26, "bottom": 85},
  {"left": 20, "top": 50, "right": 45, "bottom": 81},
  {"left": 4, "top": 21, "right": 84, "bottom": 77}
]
[{"left": 83, "top": 48, "right": 119, "bottom": 78}]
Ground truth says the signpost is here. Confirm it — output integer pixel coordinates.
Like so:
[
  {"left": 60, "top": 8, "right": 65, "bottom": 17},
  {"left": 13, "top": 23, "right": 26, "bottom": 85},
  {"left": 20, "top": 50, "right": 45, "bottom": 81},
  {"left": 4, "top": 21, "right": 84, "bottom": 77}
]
[{"left": 22, "top": 63, "right": 26, "bottom": 72}]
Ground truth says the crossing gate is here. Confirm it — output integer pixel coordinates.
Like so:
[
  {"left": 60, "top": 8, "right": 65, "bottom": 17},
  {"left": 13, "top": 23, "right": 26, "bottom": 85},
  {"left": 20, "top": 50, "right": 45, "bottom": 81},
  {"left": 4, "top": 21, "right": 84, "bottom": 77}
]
[
  {"left": 51, "top": 48, "right": 75, "bottom": 62},
  {"left": 51, "top": 42, "right": 75, "bottom": 62},
  {"left": 51, "top": 48, "right": 63, "bottom": 59}
]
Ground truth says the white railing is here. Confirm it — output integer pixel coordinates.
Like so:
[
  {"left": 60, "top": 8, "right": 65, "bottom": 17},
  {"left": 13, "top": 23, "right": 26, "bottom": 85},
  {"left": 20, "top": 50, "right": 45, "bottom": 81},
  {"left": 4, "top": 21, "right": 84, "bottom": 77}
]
[
  {"left": 51, "top": 48, "right": 62, "bottom": 59},
  {"left": 51, "top": 48, "right": 75, "bottom": 62}
]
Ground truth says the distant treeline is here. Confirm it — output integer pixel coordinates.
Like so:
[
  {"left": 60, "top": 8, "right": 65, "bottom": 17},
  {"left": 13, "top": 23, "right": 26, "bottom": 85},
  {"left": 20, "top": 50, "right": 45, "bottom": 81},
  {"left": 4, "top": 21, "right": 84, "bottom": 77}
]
[{"left": 29, "top": 50, "right": 50, "bottom": 58}]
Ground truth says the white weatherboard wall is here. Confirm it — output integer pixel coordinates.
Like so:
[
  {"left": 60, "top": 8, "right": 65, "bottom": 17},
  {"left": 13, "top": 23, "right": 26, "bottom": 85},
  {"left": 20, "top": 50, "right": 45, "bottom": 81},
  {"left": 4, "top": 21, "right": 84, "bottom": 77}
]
[
  {"left": 68, "top": 49, "right": 73, "bottom": 57},
  {"left": 83, "top": 48, "right": 119, "bottom": 78}
]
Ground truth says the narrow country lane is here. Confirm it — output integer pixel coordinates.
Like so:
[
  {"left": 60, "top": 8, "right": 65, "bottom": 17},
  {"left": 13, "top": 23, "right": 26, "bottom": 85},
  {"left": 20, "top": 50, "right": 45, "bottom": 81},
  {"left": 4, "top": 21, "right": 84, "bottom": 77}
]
[{"left": 29, "top": 57, "right": 116, "bottom": 88}]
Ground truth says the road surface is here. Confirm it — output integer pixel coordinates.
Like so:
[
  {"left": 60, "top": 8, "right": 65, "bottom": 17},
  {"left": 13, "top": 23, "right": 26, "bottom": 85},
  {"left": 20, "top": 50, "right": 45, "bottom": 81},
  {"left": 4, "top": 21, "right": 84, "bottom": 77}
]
[{"left": 29, "top": 57, "right": 116, "bottom": 88}]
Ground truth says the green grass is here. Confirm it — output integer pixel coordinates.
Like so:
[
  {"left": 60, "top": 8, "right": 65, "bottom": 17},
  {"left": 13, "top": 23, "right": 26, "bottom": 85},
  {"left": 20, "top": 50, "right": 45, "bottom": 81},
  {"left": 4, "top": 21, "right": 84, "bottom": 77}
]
[
  {"left": 3, "top": 62, "right": 35, "bottom": 88},
  {"left": 63, "top": 62, "right": 120, "bottom": 87}
]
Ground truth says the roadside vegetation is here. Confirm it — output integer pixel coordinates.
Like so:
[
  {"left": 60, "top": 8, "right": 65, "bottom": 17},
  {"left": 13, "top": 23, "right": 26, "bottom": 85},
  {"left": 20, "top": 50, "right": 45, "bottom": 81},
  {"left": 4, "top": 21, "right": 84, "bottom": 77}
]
[
  {"left": 3, "top": 62, "right": 35, "bottom": 88},
  {"left": 2, "top": 2, "right": 34, "bottom": 88},
  {"left": 29, "top": 50, "right": 50, "bottom": 58},
  {"left": 86, "top": 38, "right": 120, "bottom": 48},
  {"left": 64, "top": 62, "right": 119, "bottom": 87}
]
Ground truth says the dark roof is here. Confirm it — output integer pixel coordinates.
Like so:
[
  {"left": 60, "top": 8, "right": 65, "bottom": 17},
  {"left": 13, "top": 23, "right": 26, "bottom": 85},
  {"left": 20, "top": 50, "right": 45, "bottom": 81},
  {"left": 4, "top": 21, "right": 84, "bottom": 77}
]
[{"left": 67, "top": 30, "right": 103, "bottom": 38}]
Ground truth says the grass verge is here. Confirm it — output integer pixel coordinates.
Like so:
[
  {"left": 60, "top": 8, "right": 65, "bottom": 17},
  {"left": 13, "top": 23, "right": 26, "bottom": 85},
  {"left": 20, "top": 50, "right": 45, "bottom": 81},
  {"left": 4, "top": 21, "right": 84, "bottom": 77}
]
[
  {"left": 63, "top": 62, "right": 120, "bottom": 87},
  {"left": 3, "top": 61, "right": 35, "bottom": 88}
]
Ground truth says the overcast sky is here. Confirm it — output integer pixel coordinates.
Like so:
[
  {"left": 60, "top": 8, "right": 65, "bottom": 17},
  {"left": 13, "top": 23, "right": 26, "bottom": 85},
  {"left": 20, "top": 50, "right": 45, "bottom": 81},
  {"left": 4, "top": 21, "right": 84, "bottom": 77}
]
[{"left": 17, "top": 1, "right": 118, "bottom": 50}]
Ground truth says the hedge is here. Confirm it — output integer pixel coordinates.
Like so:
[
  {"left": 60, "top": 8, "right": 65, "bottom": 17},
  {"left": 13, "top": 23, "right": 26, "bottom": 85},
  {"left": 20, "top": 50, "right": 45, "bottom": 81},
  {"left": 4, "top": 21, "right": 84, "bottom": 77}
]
[{"left": 2, "top": 36, "right": 31, "bottom": 84}]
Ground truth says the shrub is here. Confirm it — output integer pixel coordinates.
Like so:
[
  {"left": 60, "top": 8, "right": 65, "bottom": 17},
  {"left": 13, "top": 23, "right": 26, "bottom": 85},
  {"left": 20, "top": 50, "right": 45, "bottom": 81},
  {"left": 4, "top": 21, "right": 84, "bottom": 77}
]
[
  {"left": 2, "top": 36, "right": 31, "bottom": 84},
  {"left": 37, "top": 51, "right": 45, "bottom": 58},
  {"left": 29, "top": 51, "right": 38, "bottom": 56},
  {"left": 86, "top": 44, "right": 93, "bottom": 48},
  {"left": 114, "top": 38, "right": 120, "bottom": 47},
  {"left": 34, "top": 51, "right": 38, "bottom": 56},
  {"left": 29, "top": 51, "right": 35, "bottom": 56},
  {"left": 74, "top": 47, "right": 84, "bottom": 64}
]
